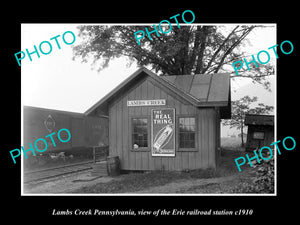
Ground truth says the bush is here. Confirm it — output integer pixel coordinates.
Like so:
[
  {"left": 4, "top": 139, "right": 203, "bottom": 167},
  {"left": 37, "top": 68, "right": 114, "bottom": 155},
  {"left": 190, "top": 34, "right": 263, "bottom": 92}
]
[{"left": 231, "top": 158, "right": 274, "bottom": 193}]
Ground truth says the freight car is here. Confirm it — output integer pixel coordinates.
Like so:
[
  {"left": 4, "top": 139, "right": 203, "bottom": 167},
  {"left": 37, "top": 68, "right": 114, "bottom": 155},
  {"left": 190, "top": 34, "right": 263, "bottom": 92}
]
[{"left": 23, "top": 106, "right": 108, "bottom": 170}]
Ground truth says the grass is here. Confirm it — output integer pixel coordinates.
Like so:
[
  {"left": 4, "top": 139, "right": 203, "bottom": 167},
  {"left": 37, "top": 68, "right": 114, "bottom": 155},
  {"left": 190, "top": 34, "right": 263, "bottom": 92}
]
[
  {"left": 221, "top": 137, "right": 245, "bottom": 151},
  {"left": 74, "top": 170, "right": 220, "bottom": 193},
  {"left": 73, "top": 149, "right": 248, "bottom": 194},
  {"left": 72, "top": 137, "right": 273, "bottom": 194}
]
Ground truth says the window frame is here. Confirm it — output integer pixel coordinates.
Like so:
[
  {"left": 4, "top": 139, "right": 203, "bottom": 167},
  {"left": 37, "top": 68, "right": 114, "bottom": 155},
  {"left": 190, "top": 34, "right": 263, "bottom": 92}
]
[
  {"left": 177, "top": 115, "right": 198, "bottom": 152},
  {"left": 253, "top": 131, "right": 265, "bottom": 140},
  {"left": 130, "top": 116, "right": 150, "bottom": 151}
]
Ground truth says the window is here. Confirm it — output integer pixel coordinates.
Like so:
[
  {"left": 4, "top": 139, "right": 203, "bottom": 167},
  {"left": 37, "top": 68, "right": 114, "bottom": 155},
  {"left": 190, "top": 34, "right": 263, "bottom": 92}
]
[
  {"left": 132, "top": 118, "right": 148, "bottom": 149},
  {"left": 179, "top": 117, "right": 196, "bottom": 148},
  {"left": 253, "top": 131, "right": 264, "bottom": 140}
]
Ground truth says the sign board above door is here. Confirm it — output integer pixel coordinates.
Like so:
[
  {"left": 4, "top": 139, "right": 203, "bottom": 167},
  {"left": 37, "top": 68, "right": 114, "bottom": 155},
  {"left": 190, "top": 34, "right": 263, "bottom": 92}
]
[{"left": 127, "top": 99, "right": 166, "bottom": 107}]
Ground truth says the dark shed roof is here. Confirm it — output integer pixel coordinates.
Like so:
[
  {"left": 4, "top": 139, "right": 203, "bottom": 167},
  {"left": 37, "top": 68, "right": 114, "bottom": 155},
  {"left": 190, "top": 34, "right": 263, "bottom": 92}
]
[
  {"left": 244, "top": 114, "right": 274, "bottom": 126},
  {"left": 161, "top": 73, "right": 230, "bottom": 103},
  {"left": 85, "top": 67, "right": 231, "bottom": 118}
]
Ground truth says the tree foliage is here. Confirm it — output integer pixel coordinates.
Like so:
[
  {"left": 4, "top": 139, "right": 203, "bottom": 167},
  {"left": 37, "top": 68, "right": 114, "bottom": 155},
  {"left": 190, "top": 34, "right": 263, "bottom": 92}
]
[
  {"left": 72, "top": 25, "right": 274, "bottom": 87},
  {"left": 222, "top": 95, "right": 274, "bottom": 146}
]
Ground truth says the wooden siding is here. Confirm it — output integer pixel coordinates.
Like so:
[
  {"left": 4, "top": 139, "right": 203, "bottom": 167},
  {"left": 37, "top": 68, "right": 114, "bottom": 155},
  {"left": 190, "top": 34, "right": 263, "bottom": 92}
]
[
  {"left": 246, "top": 125, "right": 274, "bottom": 152},
  {"left": 108, "top": 76, "right": 218, "bottom": 171}
]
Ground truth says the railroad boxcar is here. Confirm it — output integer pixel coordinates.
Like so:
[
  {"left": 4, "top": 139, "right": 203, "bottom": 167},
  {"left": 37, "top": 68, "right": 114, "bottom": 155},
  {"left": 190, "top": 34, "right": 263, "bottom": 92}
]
[{"left": 23, "top": 106, "right": 108, "bottom": 169}]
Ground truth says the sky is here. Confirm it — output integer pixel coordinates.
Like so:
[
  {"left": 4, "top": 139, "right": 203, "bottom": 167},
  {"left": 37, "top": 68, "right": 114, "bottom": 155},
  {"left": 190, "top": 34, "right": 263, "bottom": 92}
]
[{"left": 21, "top": 24, "right": 276, "bottom": 114}]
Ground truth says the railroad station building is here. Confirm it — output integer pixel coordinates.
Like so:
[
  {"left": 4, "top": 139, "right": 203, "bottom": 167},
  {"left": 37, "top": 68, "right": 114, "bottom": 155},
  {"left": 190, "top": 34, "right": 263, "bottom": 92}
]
[{"left": 85, "top": 67, "right": 231, "bottom": 171}]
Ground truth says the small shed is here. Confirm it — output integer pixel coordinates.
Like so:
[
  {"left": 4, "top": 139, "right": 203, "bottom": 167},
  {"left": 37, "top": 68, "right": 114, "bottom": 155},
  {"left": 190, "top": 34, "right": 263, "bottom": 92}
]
[
  {"left": 244, "top": 114, "right": 274, "bottom": 152},
  {"left": 85, "top": 67, "right": 231, "bottom": 171}
]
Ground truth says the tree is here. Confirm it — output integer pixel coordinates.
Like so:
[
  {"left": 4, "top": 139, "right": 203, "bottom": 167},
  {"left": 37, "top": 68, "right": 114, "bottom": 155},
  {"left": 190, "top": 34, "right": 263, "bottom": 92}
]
[
  {"left": 72, "top": 25, "right": 274, "bottom": 88},
  {"left": 222, "top": 96, "right": 274, "bottom": 147}
]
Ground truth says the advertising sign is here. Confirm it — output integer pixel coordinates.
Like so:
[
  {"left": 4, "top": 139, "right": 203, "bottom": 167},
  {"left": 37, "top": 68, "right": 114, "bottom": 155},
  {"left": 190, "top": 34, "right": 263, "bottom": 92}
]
[{"left": 151, "top": 108, "right": 175, "bottom": 156}]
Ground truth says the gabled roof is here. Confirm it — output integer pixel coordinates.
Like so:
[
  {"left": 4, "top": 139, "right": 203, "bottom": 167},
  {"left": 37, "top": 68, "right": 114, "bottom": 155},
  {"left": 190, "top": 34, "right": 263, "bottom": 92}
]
[
  {"left": 84, "top": 67, "right": 231, "bottom": 116},
  {"left": 244, "top": 114, "right": 274, "bottom": 126},
  {"left": 161, "top": 73, "right": 230, "bottom": 104}
]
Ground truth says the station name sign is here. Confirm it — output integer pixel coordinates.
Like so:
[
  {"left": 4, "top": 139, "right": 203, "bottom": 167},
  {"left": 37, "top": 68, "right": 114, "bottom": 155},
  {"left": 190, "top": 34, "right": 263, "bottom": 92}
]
[{"left": 127, "top": 99, "right": 166, "bottom": 107}]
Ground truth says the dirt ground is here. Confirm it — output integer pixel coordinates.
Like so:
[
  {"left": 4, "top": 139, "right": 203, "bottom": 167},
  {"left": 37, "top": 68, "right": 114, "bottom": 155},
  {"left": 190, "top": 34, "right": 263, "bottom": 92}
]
[
  {"left": 23, "top": 148, "right": 257, "bottom": 195},
  {"left": 133, "top": 175, "right": 239, "bottom": 194},
  {"left": 23, "top": 169, "right": 254, "bottom": 195},
  {"left": 23, "top": 171, "right": 116, "bottom": 194}
]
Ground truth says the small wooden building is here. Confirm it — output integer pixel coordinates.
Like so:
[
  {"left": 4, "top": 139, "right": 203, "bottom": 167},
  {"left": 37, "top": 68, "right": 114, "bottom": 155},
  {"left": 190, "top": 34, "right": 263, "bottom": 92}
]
[
  {"left": 85, "top": 67, "right": 231, "bottom": 171},
  {"left": 244, "top": 114, "right": 274, "bottom": 152}
]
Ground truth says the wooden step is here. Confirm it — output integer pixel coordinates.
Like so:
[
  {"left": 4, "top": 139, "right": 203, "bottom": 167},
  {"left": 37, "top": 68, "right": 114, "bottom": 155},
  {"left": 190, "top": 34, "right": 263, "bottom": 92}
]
[{"left": 91, "top": 161, "right": 108, "bottom": 176}]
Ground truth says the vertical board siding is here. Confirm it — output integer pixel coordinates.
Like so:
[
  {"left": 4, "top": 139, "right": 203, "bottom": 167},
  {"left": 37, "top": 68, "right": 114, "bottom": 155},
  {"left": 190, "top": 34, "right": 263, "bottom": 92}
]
[
  {"left": 122, "top": 95, "right": 128, "bottom": 169},
  {"left": 140, "top": 81, "right": 149, "bottom": 170},
  {"left": 147, "top": 80, "right": 155, "bottom": 171},
  {"left": 128, "top": 88, "right": 136, "bottom": 170},
  {"left": 116, "top": 99, "right": 123, "bottom": 163},
  {"left": 109, "top": 104, "right": 117, "bottom": 157},
  {"left": 134, "top": 84, "right": 143, "bottom": 170},
  {"left": 208, "top": 109, "right": 216, "bottom": 168},
  {"left": 108, "top": 76, "right": 217, "bottom": 171},
  {"left": 153, "top": 84, "right": 162, "bottom": 170},
  {"left": 160, "top": 87, "right": 170, "bottom": 171}
]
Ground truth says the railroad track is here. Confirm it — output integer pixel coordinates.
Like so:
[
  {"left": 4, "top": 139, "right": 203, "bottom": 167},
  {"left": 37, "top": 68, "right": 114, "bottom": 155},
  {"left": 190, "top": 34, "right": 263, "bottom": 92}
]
[{"left": 23, "top": 161, "right": 95, "bottom": 184}]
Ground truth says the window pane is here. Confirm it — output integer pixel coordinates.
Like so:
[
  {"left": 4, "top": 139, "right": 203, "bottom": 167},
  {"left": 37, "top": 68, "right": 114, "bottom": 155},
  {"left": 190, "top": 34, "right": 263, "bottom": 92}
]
[
  {"left": 140, "top": 141, "right": 144, "bottom": 147},
  {"left": 179, "top": 118, "right": 184, "bottom": 126},
  {"left": 143, "top": 133, "right": 148, "bottom": 140},
  {"left": 179, "top": 133, "right": 184, "bottom": 142},
  {"left": 184, "top": 118, "right": 189, "bottom": 125},
  {"left": 137, "top": 119, "right": 142, "bottom": 125},
  {"left": 179, "top": 140, "right": 185, "bottom": 148},
  {"left": 189, "top": 140, "right": 195, "bottom": 148},
  {"left": 190, "top": 125, "right": 196, "bottom": 132},
  {"left": 253, "top": 131, "right": 264, "bottom": 140},
  {"left": 178, "top": 117, "right": 196, "bottom": 148},
  {"left": 190, "top": 118, "right": 195, "bottom": 125},
  {"left": 190, "top": 133, "right": 195, "bottom": 141},
  {"left": 143, "top": 140, "right": 148, "bottom": 147},
  {"left": 184, "top": 141, "right": 190, "bottom": 148},
  {"left": 138, "top": 133, "right": 143, "bottom": 139},
  {"left": 141, "top": 126, "right": 148, "bottom": 134},
  {"left": 133, "top": 134, "right": 138, "bottom": 144},
  {"left": 185, "top": 133, "right": 190, "bottom": 140},
  {"left": 141, "top": 118, "right": 147, "bottom": 125},
  {"left": 132, "top": 118, "right": 148, "bottom": 148},
  {"left": 179, "top": 125, "right": 184, "bottom": 132}
]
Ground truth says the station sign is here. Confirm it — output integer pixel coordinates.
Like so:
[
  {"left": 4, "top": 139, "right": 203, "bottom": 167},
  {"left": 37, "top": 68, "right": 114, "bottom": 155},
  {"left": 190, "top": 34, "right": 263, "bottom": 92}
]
[{"left": 127, "top": 99, "right": 166, "bottom": 107}]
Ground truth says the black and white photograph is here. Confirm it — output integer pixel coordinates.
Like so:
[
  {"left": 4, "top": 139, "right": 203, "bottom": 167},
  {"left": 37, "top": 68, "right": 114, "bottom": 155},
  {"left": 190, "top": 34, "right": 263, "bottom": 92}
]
[
  {"left": 5, "top": 5, "right": 300, "bottom": 222},
  {"left": 20, "top": 23, "right": 277, "bottom": 195}
]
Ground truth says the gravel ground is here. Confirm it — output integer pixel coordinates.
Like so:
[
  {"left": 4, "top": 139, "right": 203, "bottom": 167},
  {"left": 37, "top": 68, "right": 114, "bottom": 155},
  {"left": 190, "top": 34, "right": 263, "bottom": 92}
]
[
  {"left": 23, "top": 171, "right": 116, "bottom": 194},
  {"left": 23, "top": 171, "right": 250, "bottom": 194},
  {"left": 132, "top": 175, "right": 239, "bottom": 194}
]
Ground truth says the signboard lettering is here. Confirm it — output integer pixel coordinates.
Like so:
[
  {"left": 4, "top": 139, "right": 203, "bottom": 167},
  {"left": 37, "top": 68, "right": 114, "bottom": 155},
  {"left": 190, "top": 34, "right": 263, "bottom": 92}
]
[
  {"left": 127, "top": 99, "right": 166, "bottom": 107},
  {"left": 151, "top": 108, "right": 175, "bottom": 157}
]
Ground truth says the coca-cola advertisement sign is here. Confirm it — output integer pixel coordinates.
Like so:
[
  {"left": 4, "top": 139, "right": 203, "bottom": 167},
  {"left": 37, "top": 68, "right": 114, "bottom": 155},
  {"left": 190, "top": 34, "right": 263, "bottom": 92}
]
[{"left": 151, "top": 108, "right": 175, "bottom": 157}]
